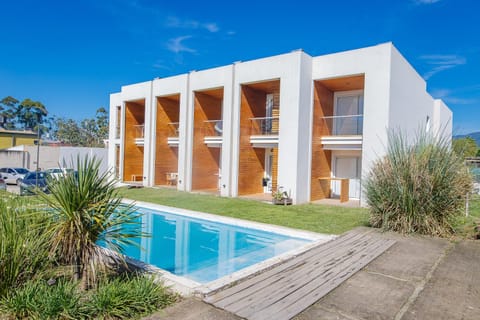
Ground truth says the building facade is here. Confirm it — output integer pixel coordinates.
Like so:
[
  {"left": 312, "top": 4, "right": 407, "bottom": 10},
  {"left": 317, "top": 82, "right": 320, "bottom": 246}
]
[
  {"left": 108, "top": 43, "right": 452, "bottom": 206},
  {"left": 0, "top": 128, "right": 37, "bottom": 149}
]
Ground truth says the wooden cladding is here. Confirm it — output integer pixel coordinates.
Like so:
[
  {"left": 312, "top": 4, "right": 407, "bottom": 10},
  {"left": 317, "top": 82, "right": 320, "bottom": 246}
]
[
  {"left": 271, "top": 147, "right": 278, "bottom": 192},
  {"left": 192, "top": 91, "right": 223, "bottom": 191},
  {"left": 310, "top": 76, "right": 364, "bottom": 201},
  {"left": 123, "top": 100, "right": 145, "bottom": 182},
  {"left": 238, "top": 83, "right": 282, "bottom": 195},
  {"left": 310, "top": 82, "right": 334, "bottom": 201},
  {"left": 155, "top": 95, "right": 180, "bottom": 185}
]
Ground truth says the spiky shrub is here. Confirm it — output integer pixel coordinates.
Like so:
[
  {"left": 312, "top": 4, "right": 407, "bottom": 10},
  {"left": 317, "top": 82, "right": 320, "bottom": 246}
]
[
  {"left": 365, "top": 130, "right": 473, "bottom": 236},
  {"left": 0, "top": 194, "right": 53, "bottom": 297},
  {"left": 38, "top": 156, "right": 145, "bottom": 289}
]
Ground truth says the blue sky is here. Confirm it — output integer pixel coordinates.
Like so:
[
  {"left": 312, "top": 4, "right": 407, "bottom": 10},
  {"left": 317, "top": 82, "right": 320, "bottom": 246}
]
[{"left": 0, "top": 0, "right": 478, "bottom": 134}]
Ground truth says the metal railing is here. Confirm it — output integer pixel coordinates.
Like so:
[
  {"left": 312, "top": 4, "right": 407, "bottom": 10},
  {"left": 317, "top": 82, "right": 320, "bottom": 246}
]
[
  {"left": 167, "top": 122, "right": 180, "bottom": 137},
  {"left": 202, "top": 120, "right": 223, "bottom": 136},
  {"left": 320, "top": 114, "right": 363, "bottom": 135},
  {"left": 133, "top": 124, "right": 145, "bottom": 138},
  {"left": 250, "top": 116, "right": 279, "bottom": 135}
]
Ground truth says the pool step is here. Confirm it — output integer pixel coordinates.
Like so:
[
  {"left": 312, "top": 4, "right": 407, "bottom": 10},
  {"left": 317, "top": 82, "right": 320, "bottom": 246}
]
[{"left": 203, "top": 228, "right": 396, "bottom": 320}]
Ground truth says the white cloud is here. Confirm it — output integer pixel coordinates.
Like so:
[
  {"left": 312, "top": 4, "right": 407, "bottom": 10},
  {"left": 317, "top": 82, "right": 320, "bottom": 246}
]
[
  {"left": 413, "top": 0, "right": 441, "bottom": 4},
  {"left": 166, "top": 36, "right": 196, "bottom": 53},
  {"left": 443, "top": 97, "right": 477, "bottom": 105},
  {"left": 166, "top": 16, "right": 219, "bottom": 33},
  {"left": 203, "top": 23, "right": 219, "bottom": 33},
  {"left": 419, "top": 54, "right": 466, "bottom": 79}
]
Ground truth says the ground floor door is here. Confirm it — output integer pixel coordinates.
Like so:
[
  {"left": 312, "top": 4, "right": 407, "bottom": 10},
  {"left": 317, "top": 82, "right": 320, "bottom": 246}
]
[
  {"left": 332, "top": 156, "right": 361, "bottom": 199},
  {"left": 263, "top": 148, "right": 273, "bottom": 193}
]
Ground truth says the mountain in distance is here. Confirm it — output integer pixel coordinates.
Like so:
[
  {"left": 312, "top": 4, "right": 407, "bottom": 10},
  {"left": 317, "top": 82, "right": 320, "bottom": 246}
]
[{"left": 453, "top": 131, "right": 480, "bottom": 146}]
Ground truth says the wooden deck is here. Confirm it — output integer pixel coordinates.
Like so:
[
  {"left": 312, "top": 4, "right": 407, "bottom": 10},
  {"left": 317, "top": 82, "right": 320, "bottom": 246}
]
[{"left": 204, "top": 228, "right": 396, "bottom": 320}]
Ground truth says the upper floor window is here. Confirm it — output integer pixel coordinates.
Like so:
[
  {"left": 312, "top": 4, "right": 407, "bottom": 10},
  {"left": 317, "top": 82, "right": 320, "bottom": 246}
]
[{"left": 333, "top": 91, "right": 364, "bottom": 135}]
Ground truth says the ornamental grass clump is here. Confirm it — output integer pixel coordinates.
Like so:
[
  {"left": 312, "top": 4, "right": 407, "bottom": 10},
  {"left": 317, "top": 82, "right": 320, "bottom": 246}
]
[
  {"left": 0, "top": 194, "right": 53, "bottom": 297},
  {"left": 365, "top": 130, "right": 473, "bottom": 236}
]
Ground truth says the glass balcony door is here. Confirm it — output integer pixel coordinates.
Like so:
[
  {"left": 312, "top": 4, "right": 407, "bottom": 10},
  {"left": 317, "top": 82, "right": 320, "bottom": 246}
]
[{"left": 333, "top": 92, "right": 364, "bottom": 135}]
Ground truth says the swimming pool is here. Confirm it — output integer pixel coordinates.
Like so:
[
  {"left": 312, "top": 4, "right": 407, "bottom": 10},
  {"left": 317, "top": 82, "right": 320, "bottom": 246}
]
[{"left": 109, "top": 202, "right": 331, "bottom": 294}]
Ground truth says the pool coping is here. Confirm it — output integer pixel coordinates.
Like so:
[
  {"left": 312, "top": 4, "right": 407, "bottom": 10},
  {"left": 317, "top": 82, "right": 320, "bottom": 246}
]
[{"left": 121, "top": 199, "right": 336, "bottom": 296}]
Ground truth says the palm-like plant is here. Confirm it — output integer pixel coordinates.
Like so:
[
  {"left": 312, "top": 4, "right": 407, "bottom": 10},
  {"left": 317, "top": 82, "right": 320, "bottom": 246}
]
[{"left": 38, "top": 156, "right": 145, "bottom": 289}]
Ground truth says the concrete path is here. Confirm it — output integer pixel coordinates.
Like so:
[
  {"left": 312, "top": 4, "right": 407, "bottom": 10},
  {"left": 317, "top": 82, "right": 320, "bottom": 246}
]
[{"left": 147, "top": 229, "right": 480, "bottom": 320}]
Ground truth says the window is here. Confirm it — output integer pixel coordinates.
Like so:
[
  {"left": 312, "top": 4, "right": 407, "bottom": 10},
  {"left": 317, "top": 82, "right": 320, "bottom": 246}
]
[{"left": 333, "top": 91, "right": 364, "bottom": 135}]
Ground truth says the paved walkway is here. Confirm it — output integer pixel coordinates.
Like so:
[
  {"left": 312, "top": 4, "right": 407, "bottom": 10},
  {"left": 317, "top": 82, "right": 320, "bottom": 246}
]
[{"left": 147, "top": 228, "right": 480, "bottom": 320}]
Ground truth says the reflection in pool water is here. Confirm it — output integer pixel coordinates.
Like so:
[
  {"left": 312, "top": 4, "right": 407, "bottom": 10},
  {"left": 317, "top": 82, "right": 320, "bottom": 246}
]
[{"left": 119, "top": 208, "right": 311, "bottom": 284}]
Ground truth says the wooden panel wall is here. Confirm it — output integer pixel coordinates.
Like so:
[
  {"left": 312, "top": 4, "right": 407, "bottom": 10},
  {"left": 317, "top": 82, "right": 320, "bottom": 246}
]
[
  {"left": 123, "top": 101, "right": 145, "bottom": 182},
  {"left": 238, "top": 86, "right": 267, "bottom": 195},
  {"left": 115, "top": 145, "right": 120, "bottom": 179},
  {"left": 192, "top": 92, "right": 222, "bottom": 191},
  {"left": 310, "top": 82, "right": 334, "bottom": 201},
  {"left": 271, "top": 147, "right": 278, "bottom": 192},
  {"left": 155, "top": 96, "right": 180, "bottom": 185}
]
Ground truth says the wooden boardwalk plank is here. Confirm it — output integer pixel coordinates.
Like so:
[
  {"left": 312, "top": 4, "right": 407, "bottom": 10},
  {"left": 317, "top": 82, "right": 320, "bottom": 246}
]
[
  {"left": 205, "top": 229, "right": 372, "bottom": 305},
  {"left": 224, "top": 235, "right": 382, "bottom": 314},
  {"left": 235, "top": 237, "right": 389, "bottom": 318},
  {"left": 203, "top": 228, "right": 395, "bottom": 320},
  {"left": 250, "top": 239, "right": 396, "bottom": 320}
]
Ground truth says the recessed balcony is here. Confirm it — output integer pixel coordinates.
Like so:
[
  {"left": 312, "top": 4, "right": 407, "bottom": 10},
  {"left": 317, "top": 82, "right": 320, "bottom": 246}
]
[
  {"left": 167, "top": 122, "right": 179, "bottom": 146},
  {"left": 203, "top": 120, "right": 222, "bottom": 147},
  {"left": 320, "top": 114, "right": 363, "bottom": 150},
  {"left": 249, "top": 116, "right": 279, "bottom": 146},
  {"left": 133, "top": 124, "right": 145, "bottom": 146}
]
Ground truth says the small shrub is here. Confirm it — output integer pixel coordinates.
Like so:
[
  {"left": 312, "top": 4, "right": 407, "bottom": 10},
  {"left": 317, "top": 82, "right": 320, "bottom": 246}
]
[
  {"left": 85, "top": 275, "right": 178, "bottom": 318},
  {"left": 365, "top": 130, "right": 472, "bottom": 236},
  {"left": 0, "top": 275, "right": 177, "bottom": 319},
  {"left": 0, "top": 278, "right": 84, "bottom": 319}
]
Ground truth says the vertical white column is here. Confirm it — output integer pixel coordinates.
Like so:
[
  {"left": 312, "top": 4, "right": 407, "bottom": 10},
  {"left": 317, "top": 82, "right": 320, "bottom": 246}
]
[
  {"left": 220, "top": 64, "right": 235, "bottom": 197},
  {"left": 142, "top": 81, "right": 153, "bottom": 186}
]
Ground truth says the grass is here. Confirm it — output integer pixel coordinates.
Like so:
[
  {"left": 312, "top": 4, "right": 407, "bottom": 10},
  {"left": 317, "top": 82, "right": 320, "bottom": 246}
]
[
  {"left": 452, "top": 194, "right": 480, "bottom": 238},
  {"left": 118, "top": 187, "right": 369, "bottom": 235}
]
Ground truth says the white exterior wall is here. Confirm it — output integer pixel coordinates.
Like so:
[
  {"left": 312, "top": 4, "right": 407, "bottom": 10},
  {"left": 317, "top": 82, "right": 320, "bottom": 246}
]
[
  {"left": 108, "top": 42, "right": 453, "bottom": 206},
  {"left": 151, "top": 75, "right": 189, "bottom": 191},
  {"left": 108, "top": 93, "right": 122, "bottom": 176},
  {"left": 388, "top": 46, "right": 434, "bottom": 142},
  {"left": 433, "top": 99, "right": 453, "bottom": 142},
  {"left": 312, "top": 43, "right": 393, "bottom": 205}
]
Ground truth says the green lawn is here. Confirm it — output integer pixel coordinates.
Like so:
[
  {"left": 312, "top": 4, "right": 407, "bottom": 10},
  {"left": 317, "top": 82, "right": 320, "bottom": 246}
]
[
  {"left": 118, "top": 187, "right": 369, "bottom": 235},
  {"left": 452, "top": 194, "right": 480, "bottom": 238}
]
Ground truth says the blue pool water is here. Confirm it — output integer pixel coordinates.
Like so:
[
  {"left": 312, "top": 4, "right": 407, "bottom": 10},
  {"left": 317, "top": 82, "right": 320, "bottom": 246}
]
[{"left": 116, "top": 207, "right": 311, "bottom": 284}]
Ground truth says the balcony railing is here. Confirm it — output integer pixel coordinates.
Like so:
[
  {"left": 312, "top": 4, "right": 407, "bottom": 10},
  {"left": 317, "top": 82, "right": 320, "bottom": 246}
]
[
  {"left": 320, "top": 114, "right": 363, "bottom": 136},
  {"left": 167, "top": 122, "right": 180, "bottom": 137},
  {"left": 202, "top": 120, "right": 223, "bottom": 136},
  {"left": 133, "top": 125, "right": 145, "bottom": 138},
  {"left": 250, "top": 116, "right": 279, "bottom": 135}
]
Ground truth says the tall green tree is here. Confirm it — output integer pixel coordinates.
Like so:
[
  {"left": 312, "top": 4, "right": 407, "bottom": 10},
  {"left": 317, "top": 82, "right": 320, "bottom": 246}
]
[
  {"left": 52, "top": 107, "right": 109, "bottom": 147},
  {"left": 453, "top": 137, "right": 478, "bottom": 158},
  {"left": 0, "top": 96, "right": 19, "bottom": 129},
  {"left": 17, "top": 98, "right": 48, "bottom": 131}
]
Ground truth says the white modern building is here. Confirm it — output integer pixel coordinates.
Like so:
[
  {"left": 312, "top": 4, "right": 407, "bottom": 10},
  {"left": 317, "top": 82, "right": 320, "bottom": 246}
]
[{"left": 108, "top": 42, "right": 452, "bottom": 206}]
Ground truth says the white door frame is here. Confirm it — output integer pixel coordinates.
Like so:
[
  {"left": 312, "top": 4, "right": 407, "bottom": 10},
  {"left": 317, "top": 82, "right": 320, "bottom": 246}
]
[{"left": 331, "top": 155, "right": 361, "bottom": 199}]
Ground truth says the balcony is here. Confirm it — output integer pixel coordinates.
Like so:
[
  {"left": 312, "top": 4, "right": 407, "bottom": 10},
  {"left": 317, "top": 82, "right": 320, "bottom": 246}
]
[
  {"left": 167, "top": 122, "right": 180, "bottom": 146},
  {"left": 133, "top": 124, "right": 144, "bottom": 146},
  {"left": 319, "top": 115, "right": 363, "bottom": 150},
  {"left": 203, "top": 120, "right": 222, "bottom": 147},
  {"left": 249, "top": 116, "right": 279, "bottom": 146}
]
